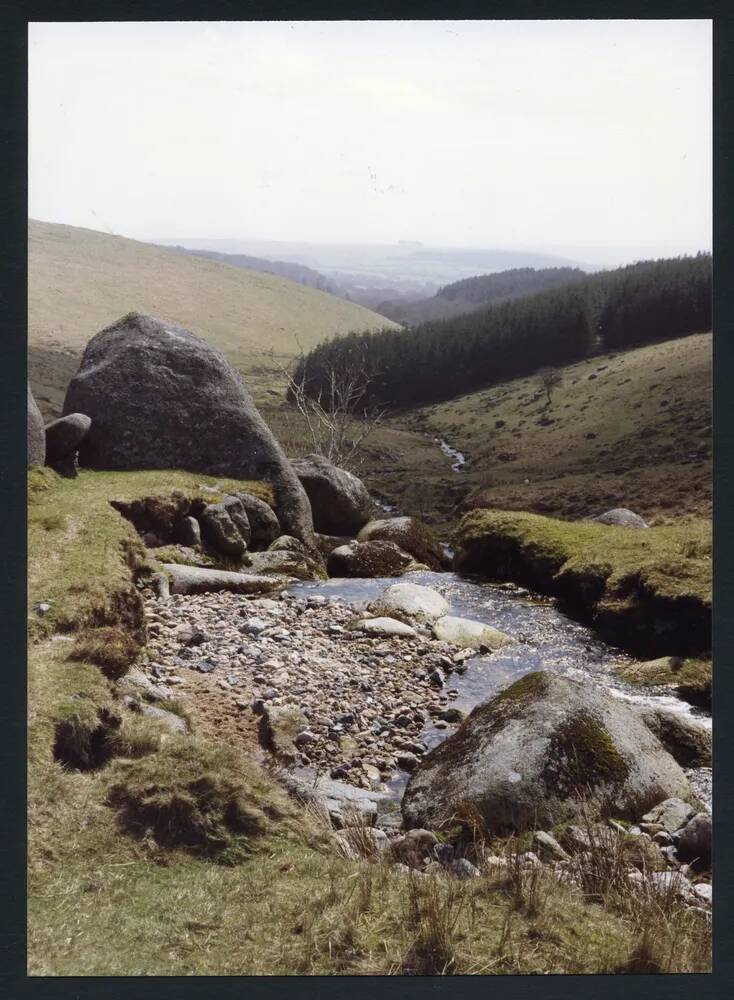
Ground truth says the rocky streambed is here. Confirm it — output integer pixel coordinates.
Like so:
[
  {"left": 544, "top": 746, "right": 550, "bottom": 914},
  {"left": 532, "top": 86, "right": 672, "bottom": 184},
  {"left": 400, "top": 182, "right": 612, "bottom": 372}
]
[{"left": 141, "top": 570, "right": 711, "bottom": 808}]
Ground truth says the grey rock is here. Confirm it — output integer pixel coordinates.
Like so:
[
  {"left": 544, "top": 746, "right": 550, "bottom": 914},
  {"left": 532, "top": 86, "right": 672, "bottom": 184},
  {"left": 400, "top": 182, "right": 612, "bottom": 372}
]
[
  {"left": 357, "top": 516, "right": 446, "bottom": 570},
  {"left": 591, "top": 508, "right": 648, "bottom": 529},
  {"left": 327, "top": 540, "right": 417, "bottom": 578},
  {"left": 268, "top": 535, "right": 306, "bottom": 553},
  {"left": 637, "top": 707, "right": 712, "bottom": 767},
  {"left": 246, "top": 549, "right": 322, "bottom": 581},
  {"left": 61, "top": 313, "right": 314, "bottom": 544},
  {"left": 432, "top": 615, "right": 512, "bottom": 651},
  {"left": 693, "top": 882, "right": 712, "bottom": 906},
  {"left": 175, "top": 515, "right": 201, "bottom": 548},
  {"left": 315, "top": 532, "right": 352, "bottom": 559},
  {"left": 222, "top": 495, "right": 251, "bottom": 547},
  {"left": 292, "top": 454, "right": 374, "bottom": 536},
  {"left": 676, "top": 813, "right": 711, "bottom": 867},
  {"left": 450, "top": 858, "right": 481, "bottom": 879},
  {"left": 200, "top": 502, "right": 246, "bottom": 557},
  {"left": 44, "top": 412, "right": 91, "bottom": 461},
  {"left": 117, "top": 668, "right": 172, "bottom": 703},
  {"left": 402, "top": 671, "right": 692, "bottom": 835},
  {"left": 139, "top": 704, "right": 190, "bottom": 734},
  {"left": 650, "top": 870, "right": 696, "bottom": 903},
  {"left": 559, "top": 825, "right": 592, "bottom": 854},
  {"left": 397, "top": 752, "right": 420, "bottom": 772},
  {"left": 437, "top": 707, "right": 467, "bottom": 724},
  {"left": 359, "top": 617, "right": 417, "bottom": 638},
  {"left": 161, "top": 563, "right": 285, "bottom": 595},
  {"left": 367, "top": 582, "right": 449, "bottom": 624},
  {"left": 280, "top": 770, "right": 390, "bottom": 825},
  {"left": 27, "top": 384, "right": 45, "bottom": 467},
  {"left": 235, "top": 492, "right": 280, "bottom": 549},
  {"left": 533, "top": 830, "right": 570, "bottom": 861},
  {"left": 641, "top": 798, "right": 697, "bottom": 834}
]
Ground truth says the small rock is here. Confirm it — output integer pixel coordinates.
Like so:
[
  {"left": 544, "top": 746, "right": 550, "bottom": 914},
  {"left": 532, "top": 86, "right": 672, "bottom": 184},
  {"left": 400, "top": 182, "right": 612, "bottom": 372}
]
[
  {"left": 641, "top": 798, "right": 697, "bottom": 834},
  {"left": 533, "top": 830, "right": 570, "bottom": 861},
  {"left": 450, "top": 858, "right": 480, "bottom": 879}
]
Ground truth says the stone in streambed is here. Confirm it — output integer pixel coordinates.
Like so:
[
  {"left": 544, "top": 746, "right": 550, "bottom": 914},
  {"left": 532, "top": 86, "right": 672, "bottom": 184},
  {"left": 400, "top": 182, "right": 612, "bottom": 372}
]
[
  {"left": 367, "top": 582, "right": 449, "bottom": 624},
  {"left": 358, "top": 617, "right": 417, "bottom": 638},
  {"left": 432, "top": 615, "right": 512, "bottom": 651}
]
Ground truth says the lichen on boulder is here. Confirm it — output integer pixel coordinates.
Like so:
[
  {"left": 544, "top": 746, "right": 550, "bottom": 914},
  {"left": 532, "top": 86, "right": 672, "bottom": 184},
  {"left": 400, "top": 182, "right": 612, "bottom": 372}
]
[{"left": 402, "top": 671, "right": 693, "bottom": 835}]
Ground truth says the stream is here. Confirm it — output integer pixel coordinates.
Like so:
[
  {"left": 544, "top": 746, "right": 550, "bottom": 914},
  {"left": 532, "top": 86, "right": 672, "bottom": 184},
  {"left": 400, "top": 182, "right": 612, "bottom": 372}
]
[
  {"left": 288, "top": 570, "right": 711, "bottom": 807},
  {"left": 436, "top": 437, "right": 466, "bottom": 471}
]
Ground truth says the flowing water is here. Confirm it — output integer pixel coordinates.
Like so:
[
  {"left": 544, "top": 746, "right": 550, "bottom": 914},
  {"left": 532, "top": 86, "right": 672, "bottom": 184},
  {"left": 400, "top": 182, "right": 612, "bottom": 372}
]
[
  {"left": 288, "top": 570, "right": 711, "bottom": 806},
  {"left": 436, "top": 437, "right": 466, "bottom": 471}
]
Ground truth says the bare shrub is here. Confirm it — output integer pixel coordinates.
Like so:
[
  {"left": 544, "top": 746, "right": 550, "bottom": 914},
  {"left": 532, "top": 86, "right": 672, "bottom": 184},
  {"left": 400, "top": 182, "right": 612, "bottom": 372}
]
[
  {"left": 267, "top": 343, "right": 386, "bottom": 471},
  {"left": 539, "top": 368, "right": 563, "bottom": 407}
]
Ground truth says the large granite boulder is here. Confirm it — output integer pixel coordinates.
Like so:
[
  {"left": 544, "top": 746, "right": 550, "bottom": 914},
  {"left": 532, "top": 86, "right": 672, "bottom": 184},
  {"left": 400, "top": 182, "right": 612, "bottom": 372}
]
[
  {"left": 292, "top": 454, "right": 374, "bottom": 535},
  {"left": 357, "top": 517, "right": 446, "bottom": 570},
  {"left": 62, "top": 313, "right": 314, "bottom": 545},
  {"left": 591, "top": 508, "right": 648, "bottom": 528},
  {"left": 45, "top": 413, "right": 91, "bottom": 461},
  {"left": 402, "top": 671, "right": 693, "bottom": 834},
  {"left": 27, "top": 383, "right": 45, "bottom": 467}
]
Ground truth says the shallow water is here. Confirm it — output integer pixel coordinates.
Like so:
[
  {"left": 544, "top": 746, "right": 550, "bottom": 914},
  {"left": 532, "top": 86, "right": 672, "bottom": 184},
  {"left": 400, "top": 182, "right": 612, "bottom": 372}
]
[
  {"left": 288, "top": 570, "right": 711, "bottom": 806},
  {"left": 436, "top": 437, "right": 466, "bottom": 471}
]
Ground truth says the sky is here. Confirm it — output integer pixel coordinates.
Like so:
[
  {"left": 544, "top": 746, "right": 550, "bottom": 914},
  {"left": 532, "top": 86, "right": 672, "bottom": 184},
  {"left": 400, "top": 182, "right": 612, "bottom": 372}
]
[{"left": 29, "top": 20, "right": 712, "bottom": 263}]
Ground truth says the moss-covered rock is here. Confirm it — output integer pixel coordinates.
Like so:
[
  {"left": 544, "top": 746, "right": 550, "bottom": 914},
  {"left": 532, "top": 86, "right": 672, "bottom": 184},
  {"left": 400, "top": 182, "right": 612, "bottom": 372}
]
[{"left": 402, "top": 671, "right": 692, "bottom": 835}]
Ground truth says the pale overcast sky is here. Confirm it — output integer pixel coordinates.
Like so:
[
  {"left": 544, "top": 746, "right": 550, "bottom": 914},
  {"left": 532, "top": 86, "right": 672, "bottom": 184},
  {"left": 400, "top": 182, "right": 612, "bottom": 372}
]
[{"left": 29, "top": 20, "right": 712, "bottom": 258}]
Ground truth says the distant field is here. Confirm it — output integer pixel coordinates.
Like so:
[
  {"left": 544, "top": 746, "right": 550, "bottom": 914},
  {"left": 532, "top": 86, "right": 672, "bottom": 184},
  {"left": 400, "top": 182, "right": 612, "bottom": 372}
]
[{"left": 29, "top": 220, "right": 398, "bottom": 417}]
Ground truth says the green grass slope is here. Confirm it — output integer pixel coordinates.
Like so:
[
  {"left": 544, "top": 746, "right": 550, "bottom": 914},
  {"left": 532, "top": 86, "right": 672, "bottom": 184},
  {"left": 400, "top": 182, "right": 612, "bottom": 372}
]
[
  {"left": 29, "top": 220, "right": 399, "bottom": 417},
  {"left": 383, "top": 332, "right": 711, "bottom": 525}
]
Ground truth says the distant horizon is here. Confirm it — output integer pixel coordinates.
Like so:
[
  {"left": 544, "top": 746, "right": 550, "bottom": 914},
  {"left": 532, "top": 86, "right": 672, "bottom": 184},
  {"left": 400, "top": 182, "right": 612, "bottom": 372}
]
[{"left": 29, "top": 216, "right": 711, "bottom": 273}]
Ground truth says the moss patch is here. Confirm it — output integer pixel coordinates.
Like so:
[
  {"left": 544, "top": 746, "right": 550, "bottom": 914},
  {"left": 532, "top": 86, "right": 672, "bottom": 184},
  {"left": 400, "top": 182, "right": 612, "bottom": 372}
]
[
  {"left": 543, "top": 710, "right": 630, "bottom": 798},
  {"left": 454, "top": 509, "right": 711, "bottom": 657},
  {"left": 617, "top": 656, "right": 711, "bottom": 709}
]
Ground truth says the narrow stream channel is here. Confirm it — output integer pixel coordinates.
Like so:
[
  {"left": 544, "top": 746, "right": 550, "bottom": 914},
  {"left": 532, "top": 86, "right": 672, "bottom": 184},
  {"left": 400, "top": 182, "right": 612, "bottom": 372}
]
[
  {"left": 288, "top": 570, "right": 711, "bottom": 807},
  {"left": 436, "top": 437, "right": 466, "bottom": 471}
]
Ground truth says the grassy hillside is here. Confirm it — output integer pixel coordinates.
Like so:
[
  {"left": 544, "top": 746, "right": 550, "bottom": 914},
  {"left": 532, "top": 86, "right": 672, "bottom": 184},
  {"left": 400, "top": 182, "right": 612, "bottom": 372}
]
[
  {"left": 28, "top": 220, "right": 399, "bottom": 417},
  {"left": 349, "top": 332, "right": 711, "bottom": 526}
]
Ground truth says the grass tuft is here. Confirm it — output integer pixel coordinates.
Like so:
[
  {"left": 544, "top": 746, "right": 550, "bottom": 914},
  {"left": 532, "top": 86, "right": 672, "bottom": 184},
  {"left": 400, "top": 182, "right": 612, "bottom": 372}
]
[
  {"left": 105, "top": 738, "right": 296, "bottom": 863},
  {"left": 70, "top": 625, "right": 140, "bottom": 680}
]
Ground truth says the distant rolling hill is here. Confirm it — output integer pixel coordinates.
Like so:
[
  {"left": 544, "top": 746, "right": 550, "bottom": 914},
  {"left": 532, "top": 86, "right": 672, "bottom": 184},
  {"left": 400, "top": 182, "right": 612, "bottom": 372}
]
[
  {"left": 377, "top": 266, "right": 586, "bottom": 324},
  {"left": 28, "top": 220, "right": 400, "bottom": 418},
  {"left": 158, "top": 244, "right": 341, "bottom": 295}
]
